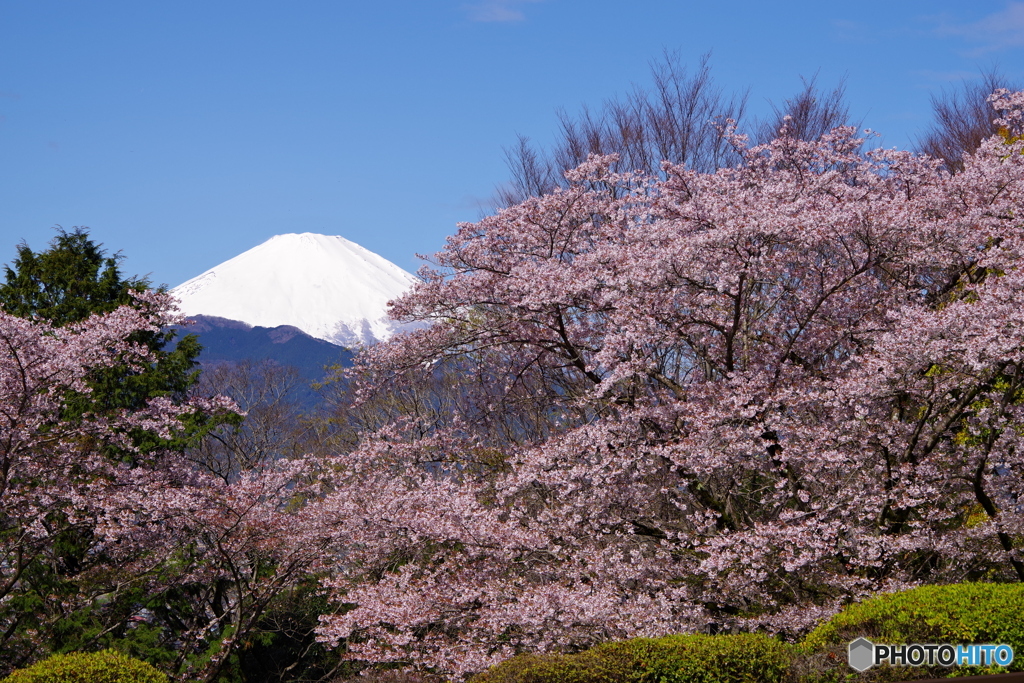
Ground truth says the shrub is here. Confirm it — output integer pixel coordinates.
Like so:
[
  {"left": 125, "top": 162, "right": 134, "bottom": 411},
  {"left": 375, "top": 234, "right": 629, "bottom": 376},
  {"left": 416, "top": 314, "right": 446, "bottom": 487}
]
[
  {"left": 470, "top": 633, "right": 795, "bottom": 683},
  {"left": 0, "top": 650, "right": 168, "bottom": 683},
  {"left": 797, "top": 582, "right": 1024, "bottom": 682},
  {"left": 629, "top": 634, "right": 795, "bottom": 683},
  {"left": 468, "top": 647, "right": 633, "bottom": 683}
]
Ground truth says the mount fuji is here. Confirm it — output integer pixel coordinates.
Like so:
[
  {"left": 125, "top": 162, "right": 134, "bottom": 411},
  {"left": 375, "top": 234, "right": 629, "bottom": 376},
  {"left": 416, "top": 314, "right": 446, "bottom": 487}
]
[{"left": 172, "top": 233, "right": 419, "bottom": 348}]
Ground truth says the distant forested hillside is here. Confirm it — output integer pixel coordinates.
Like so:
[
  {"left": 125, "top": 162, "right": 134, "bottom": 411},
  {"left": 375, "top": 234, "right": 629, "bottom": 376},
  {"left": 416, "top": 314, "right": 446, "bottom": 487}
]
[{"left": 179, "top": 314, "right": 353, "bottom": 379}]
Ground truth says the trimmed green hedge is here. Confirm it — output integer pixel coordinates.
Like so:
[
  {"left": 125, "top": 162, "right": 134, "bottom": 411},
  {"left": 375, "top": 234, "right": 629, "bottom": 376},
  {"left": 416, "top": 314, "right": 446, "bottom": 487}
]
[
  {"left": 471, "top": 583, "right": 1024, "bottom": 683},
  {"left": 629, "top": 634, "right": 795, "bottom": 683},
  {"left": 467, "top": 648, "right": 632, "bottom": 683},
  {"left": 803, "top": 583, "right": 1024, "bottom": 652},
  {"left": 0, "top": 650, "right": 168, "bottom": 683},
  {"left": 470, "top": 633, "right": 795, "bottom": 683},
  {"left": 797, "top": 582, "right": 1024, "bottom": 682}
]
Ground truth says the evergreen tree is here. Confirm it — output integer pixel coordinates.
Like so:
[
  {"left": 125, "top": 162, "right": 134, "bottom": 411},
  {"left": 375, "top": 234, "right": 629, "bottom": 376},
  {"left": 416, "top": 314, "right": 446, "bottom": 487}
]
[
  {"left": 0, "top": 227, "right": 208, "bottom": 453},
  {"left": 0, "top": 226, "right": 145, "bottom": 325}
]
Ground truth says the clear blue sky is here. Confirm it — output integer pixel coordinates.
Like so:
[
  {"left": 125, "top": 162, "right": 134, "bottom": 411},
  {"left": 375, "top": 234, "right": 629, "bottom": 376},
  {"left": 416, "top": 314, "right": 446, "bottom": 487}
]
[{"left": 2, "top": 0, "right": 1023, "bottom": 289}]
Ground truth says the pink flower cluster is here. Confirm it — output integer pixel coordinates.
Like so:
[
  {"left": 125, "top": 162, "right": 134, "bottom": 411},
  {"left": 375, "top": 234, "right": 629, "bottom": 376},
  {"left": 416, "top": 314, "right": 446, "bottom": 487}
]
[
  {"left": 0, "top": 293, "right": 342, "bottom": 679},
  {"left": 7, "top": 93, "right": 1024, "bottom": 681},
  {"left": 313, "top": 93, "right": 1024, "bottom": 677}
]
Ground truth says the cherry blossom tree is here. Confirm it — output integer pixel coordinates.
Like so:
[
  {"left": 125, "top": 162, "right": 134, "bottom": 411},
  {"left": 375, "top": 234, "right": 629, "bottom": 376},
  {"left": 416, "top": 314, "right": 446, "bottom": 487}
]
[
  {"left": 95, "top": 454, "right": 343, "bottom": 681},
  {"left": 0, "top": 291, "right": 340, "bottom": 681},
  {"left": 314, "top": 90, "right": 1024, "bottom": 678},
  {"left": 0, "top": 292, "right": 197, "bottom": 670}
]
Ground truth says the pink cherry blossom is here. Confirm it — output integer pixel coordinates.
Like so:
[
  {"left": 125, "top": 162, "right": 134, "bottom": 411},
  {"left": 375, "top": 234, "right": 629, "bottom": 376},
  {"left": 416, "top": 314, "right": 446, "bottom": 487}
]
[{"left": 314, "top": 92, "right": 1024, "bottom": 678}]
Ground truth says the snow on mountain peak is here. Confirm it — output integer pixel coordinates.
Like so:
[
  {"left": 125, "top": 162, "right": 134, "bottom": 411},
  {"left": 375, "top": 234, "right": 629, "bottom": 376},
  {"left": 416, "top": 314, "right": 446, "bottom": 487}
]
[{"left": 172, "top": 233, "right": 419, "bottom": 347}]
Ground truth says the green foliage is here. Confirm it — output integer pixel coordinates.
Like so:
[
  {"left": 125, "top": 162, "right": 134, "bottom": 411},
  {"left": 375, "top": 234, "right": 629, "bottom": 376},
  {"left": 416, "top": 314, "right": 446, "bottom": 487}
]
[
  {"left": 469, "top": 648, "right": 632, "bottom": 683},
  {"left": 473, "top": 585, "right": 1024, "bottom": 683},
  {"left": 628, "top": 634, "right": 795, "bottom": 683},
  {"left": 470, "top": 633, "right": 795, "bottom": 683},
  {"left": 798, "top": 583, "right": 1024, "bottom": 682},
  {"left": 0, "top": 227, "right": 207, "bottom": 452},
  {"left": 0, "top": 227, "right": 144, "bottom": 325},
  {"left": 0, "top": 650, "right": 168, "bottom": 683}
]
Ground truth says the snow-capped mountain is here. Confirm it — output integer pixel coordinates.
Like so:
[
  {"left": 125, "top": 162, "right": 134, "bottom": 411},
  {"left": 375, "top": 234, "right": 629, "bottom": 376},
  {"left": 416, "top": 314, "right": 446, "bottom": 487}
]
[{"left": 172, "top": 233, "right": 419, "bottom": 347}]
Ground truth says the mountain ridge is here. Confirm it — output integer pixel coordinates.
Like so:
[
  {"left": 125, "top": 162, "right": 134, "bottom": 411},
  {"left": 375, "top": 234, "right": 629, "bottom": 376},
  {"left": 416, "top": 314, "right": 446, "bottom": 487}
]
[{"left": 175, "top": 313, "right": 353, "bottom": 377}]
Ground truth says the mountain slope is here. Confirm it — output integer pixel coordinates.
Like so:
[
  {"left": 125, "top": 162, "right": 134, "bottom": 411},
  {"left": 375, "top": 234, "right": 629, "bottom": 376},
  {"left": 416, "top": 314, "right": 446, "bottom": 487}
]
[
  {"left": 172, "top": 233, "right": 418, "bottom": 347},
  {"left": 182, "top": 315, "right": 353, "bottom": 376}
]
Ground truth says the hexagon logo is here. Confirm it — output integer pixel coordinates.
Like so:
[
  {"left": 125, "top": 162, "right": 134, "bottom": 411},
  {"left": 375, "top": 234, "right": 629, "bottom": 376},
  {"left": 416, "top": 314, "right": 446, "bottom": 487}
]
[{"left": 849, "top": 637, "right": 875, "bottom": 672}]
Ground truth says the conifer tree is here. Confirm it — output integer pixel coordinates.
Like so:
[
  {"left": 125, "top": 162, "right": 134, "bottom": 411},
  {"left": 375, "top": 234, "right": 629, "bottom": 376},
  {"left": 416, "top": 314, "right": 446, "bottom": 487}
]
[
  {"left": 0, "top": 226, "right": 145, "bottom": 324},
  {"left": 0, "top": 227, "right": 208, "bottom": 453}
]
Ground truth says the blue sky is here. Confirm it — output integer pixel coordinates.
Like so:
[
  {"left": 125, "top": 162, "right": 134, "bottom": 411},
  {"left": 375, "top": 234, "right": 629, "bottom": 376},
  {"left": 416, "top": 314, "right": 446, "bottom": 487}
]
[{"left": 2, "top": 0, "right": 1023, "bottom": 289}]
